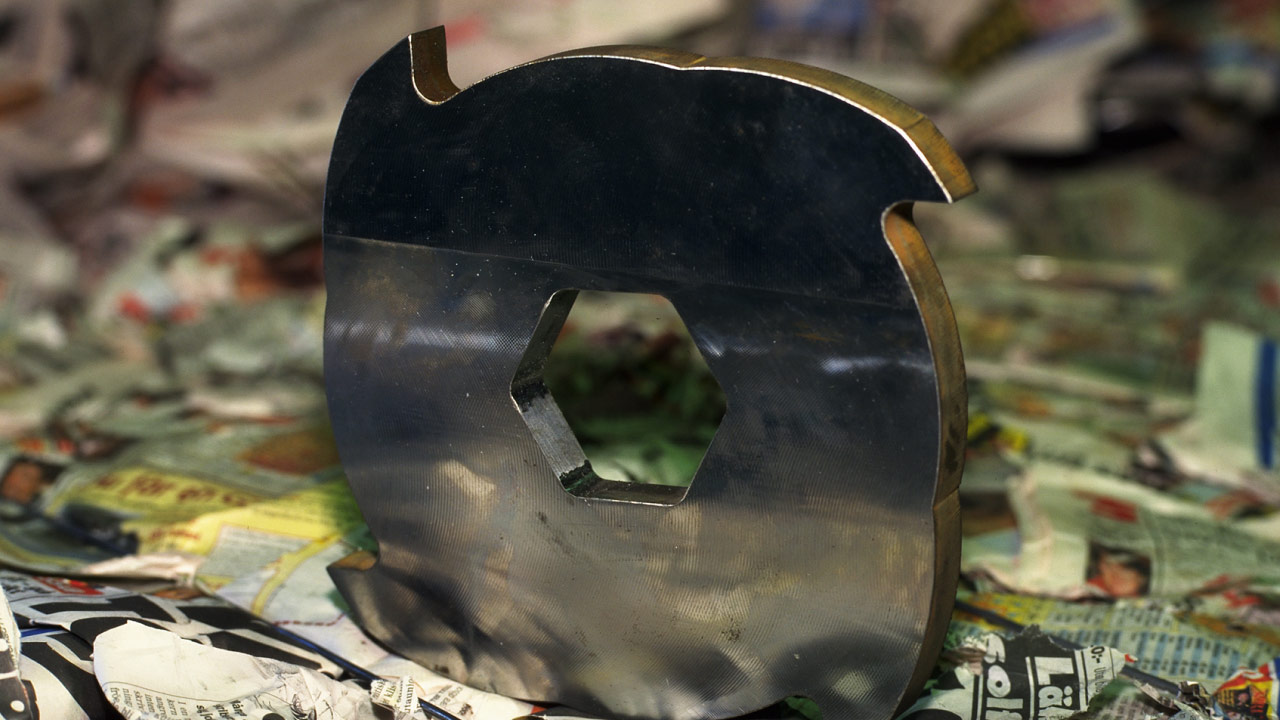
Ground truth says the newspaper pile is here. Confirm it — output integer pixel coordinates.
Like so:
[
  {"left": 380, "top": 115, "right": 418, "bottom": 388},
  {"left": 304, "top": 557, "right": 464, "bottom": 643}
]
[{"left": 3, "top": 0, "right": 1280, "bottom": 719}]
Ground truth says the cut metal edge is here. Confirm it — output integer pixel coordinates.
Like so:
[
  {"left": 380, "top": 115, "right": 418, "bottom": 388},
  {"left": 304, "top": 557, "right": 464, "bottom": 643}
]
[
  {"left": 408, "top": 27, "right": 461, "bottom": 104},
  {"left": 883, "top": 204, "right": 967, "bottom": 715}
]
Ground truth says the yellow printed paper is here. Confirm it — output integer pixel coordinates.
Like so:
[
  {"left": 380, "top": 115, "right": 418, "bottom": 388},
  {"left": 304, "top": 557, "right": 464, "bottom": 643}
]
[
  {"left": 129, "top": 478, "right": 365, "bottom": 588},
  {"left": 47, "top": 467, "right": 266, "bottom": 523}
]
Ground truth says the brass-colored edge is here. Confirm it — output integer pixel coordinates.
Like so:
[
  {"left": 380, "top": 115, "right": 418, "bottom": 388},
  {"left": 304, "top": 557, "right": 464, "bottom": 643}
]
[
  {"left": 331, "top": 549, "right": 378, "bottom": 572},
  {"left": 409, "top": 27, "right": 461, "bottom": 104},
  {"left": 883, "top": 205, "right": 967, "bottom": 714},
  {"left": 884, "top": 206, "right": 967, "bottom": 503},
  {"left": 909, "top": 492, "right": 962, "bottom": 715}
]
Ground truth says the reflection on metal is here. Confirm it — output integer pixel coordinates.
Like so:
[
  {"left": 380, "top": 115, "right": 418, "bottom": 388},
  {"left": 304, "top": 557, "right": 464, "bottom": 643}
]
[{"left": 323, "top": 25, "right": 973, "bottom": 720}]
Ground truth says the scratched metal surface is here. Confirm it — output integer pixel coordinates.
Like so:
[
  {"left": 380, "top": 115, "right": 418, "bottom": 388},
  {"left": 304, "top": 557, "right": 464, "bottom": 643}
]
[{"left": 323, "top": 31, "right": 970, "bottom": 720}]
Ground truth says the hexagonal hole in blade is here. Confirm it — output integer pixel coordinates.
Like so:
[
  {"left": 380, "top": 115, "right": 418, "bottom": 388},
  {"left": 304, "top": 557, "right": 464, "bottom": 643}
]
[{"left": 511, "top": 290, "right": 726, "bottom": 505}]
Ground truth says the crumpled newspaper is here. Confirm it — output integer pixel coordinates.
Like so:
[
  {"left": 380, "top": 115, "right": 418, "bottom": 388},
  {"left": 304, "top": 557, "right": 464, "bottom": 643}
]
[
  {"left": 94, "top": 622, "right": 377, "bottom": 720},
  {"left": 1, "top": 568, "right": 339, "bottom": 719},
  {"left": 0, "top": 582, "right": 32, "bottom": 720},
  {"left": 897, "top": 627, "right": 1130, "bottom": 720},
  {"left": 955, "top": 593, "right": 1277, "bottom": 687},
  {"left": 1214, "top": 657, "right": 1280, "bottom": 720},
  {"left": 967, "top": 461, "right": 1280, "bottom": 599}
]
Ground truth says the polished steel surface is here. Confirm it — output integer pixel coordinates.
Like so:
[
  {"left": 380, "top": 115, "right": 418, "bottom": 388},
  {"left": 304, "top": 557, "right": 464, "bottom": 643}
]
[{"left": 323, "top": 27, "right": 973, "bottom": 720}]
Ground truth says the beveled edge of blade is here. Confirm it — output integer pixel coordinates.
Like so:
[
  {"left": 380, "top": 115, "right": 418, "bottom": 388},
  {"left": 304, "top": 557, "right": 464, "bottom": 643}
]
[
  {"left": 408, "top": 27, "right": 461, "bottom": 104},
  {"left": 883, "top": 205, "right": 966, "bottom": 716}
]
